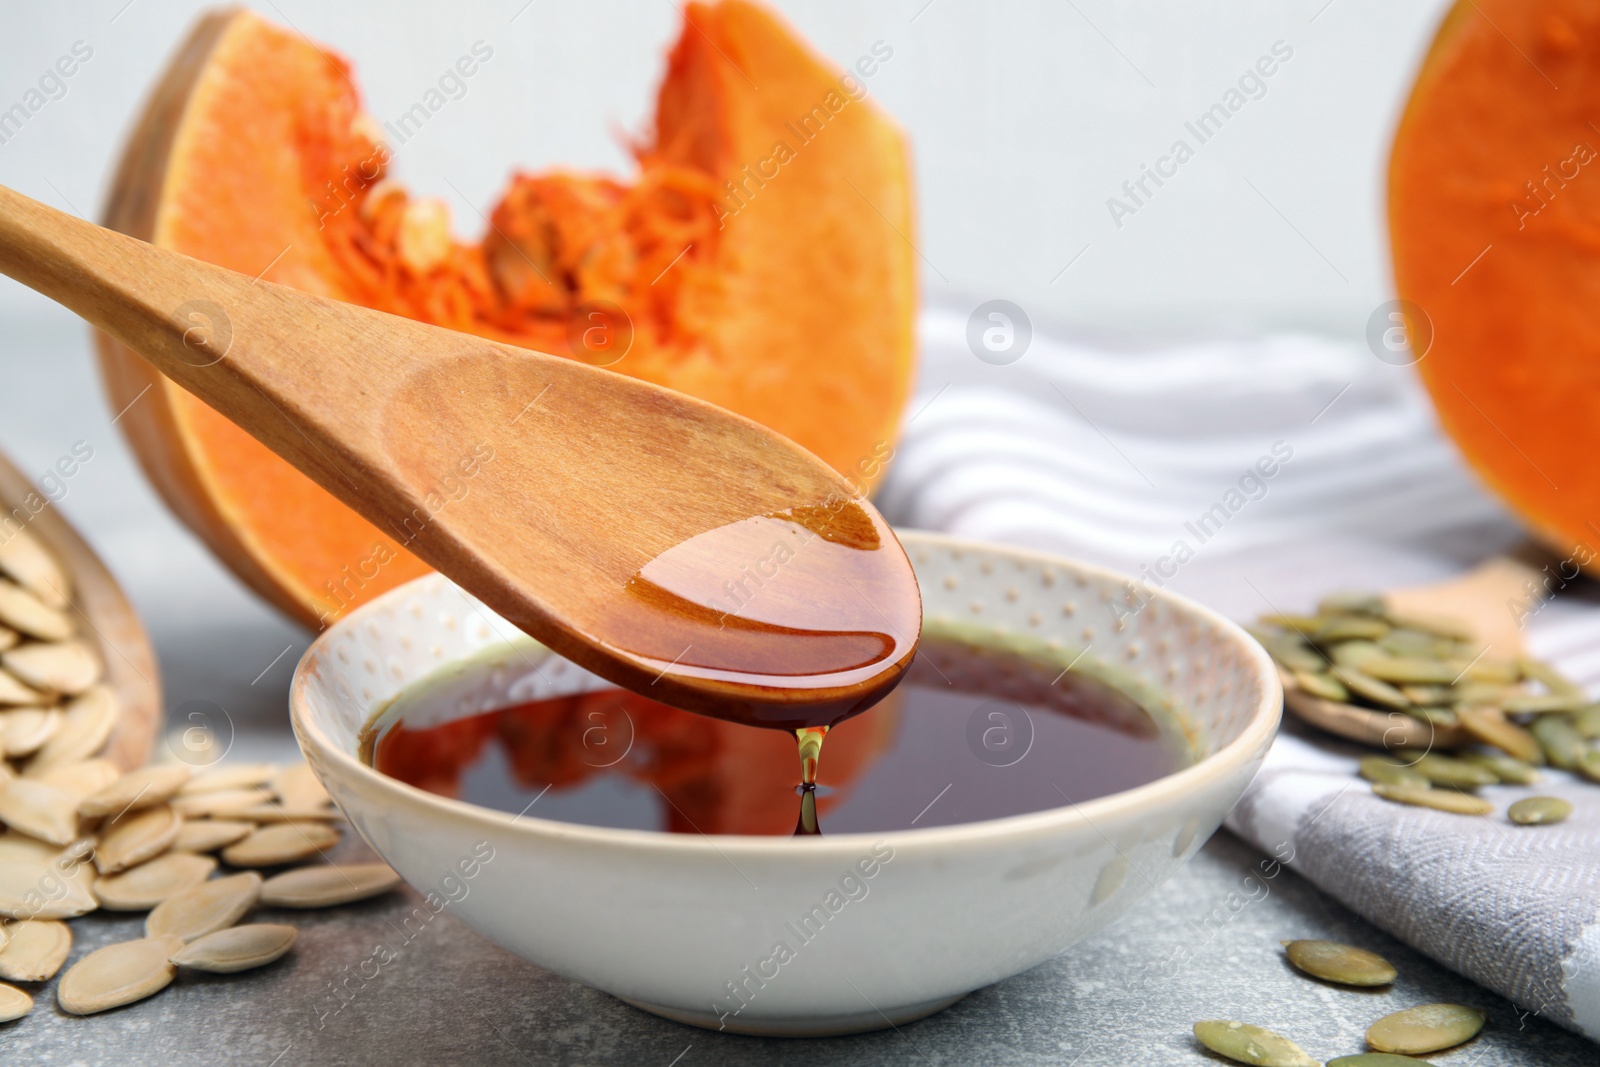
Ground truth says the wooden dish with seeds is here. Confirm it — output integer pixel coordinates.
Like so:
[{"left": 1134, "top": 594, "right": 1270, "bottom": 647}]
[{"left": 0, "top": 449, "right": 160, "bottom": 769}]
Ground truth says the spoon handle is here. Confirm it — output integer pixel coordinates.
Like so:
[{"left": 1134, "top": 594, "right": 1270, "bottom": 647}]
[
  {"left": 0, "top": 182, "right": 217, "bottom": 374},
  {"left": 0, "top": 181, "right": 441, "bottom": 507}
]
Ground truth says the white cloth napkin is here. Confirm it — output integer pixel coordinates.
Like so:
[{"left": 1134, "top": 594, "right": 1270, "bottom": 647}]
[{"left": 879, "top": 306, "right": 1600, "bottom": 1041}]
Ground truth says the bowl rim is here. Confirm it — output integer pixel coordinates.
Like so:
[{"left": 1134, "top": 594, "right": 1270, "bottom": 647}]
[{"left": 289, "top": 528, "right": 1281, "bottom": 857}]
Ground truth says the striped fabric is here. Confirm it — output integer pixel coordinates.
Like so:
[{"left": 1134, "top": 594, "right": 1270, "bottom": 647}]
[{"left": 880, "top": 306, "right": 1600, "bottom": 1041}]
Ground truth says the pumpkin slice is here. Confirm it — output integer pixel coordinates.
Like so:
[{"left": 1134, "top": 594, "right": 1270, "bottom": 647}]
[
  {"left": 1390, "top": 0, "right": 1600, "bottom": 562},
  {"left": 98, "top": 2, "right": 915, "bottom": 629}
]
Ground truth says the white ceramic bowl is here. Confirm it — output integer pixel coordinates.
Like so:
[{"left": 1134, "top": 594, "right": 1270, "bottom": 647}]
[{"left": 290, "top": 530, "right": 1279, "bottom": 1036}]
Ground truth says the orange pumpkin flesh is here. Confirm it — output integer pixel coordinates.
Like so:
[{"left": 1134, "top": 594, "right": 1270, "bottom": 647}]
[
  {"left": 1391, "top": 0, "right": 1600, "bottom": 562},
  {"left": 98, "top": 3, "right": 915, "bottom": 628}
]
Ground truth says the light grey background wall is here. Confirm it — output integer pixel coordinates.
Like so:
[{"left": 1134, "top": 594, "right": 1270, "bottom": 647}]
[{"left": 0, "top": 0, "right": 1452, "bottom": 338}]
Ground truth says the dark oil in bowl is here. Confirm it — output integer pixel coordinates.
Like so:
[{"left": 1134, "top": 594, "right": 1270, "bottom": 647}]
[{"left": 367, "top": 634, "right": 1192, "bottom": 836}]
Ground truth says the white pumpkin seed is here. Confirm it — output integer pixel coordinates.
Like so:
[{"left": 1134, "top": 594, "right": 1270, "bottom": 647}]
[
  {"left": 0, "top": 777, "right": 81, "bottom": 845},
  {"left": 94, "top": 852, "right": 217, "bottom": 911},
  {"left": 1371, "top": 782, "right": 1492, "bottom": 816},
  {"left": 259, "top": 863, "right": 401, "bottom": 908},
  {"left": 1193, "top": 1020, "right": 1317, "bottom": 1067},
  {"left": 95, "top": 804, "right": 181, "bottom": 874},
  {"left": 57, "top": 935, "right": 184, "bottom": 1015},
  {"left": 79, "top": 764, "right": 192, "bottom": 819},
  {"left": 237, "top": 803, "right": 342, "bottom": 823},
  {"left": 1283, "top": 939, "right": 1397, "bottom": 986},
  {"left": 25, "top": 687, "right": 118, "bottom": 774},
  {"left": 0, "top": 832, "right": 60, "bottom": 863},
  {"left": 0, "top": 858, "right": 97, "bottom": 919},
  {"left": 0, "top": 580, "right": 72, "bottom": 641},
  {"left": 1508, "top": 796, "right": 1572, "bottom": 826},
  {"left": 4, "top": 639, "right": 100, "bottom": 695},
  {"left": 0, "top": 668, "right": 44, "bottom": 707},
  {"left": 171, "top": 787, "right": 272, "bottom": 818},
  {"left": 172, "top": 819, "right": 254, "bottom": 853},
  {"left": 1366, "top": 1003, "right": 1486, "bottom": 1054},
  {"left": 146, "top": 871, "right": 261, "bottom": 941},
  {"left": 0, "top": 527, "right": 70, "bottom": 608},
  {"left": 170, "top": 923, "right": 297, "bottom": 973},
  {"left": 0, "top": 919, "right": 71, "bottom": 980},
  {"left": 0, "top": 981, "right": 31, "bottom": 1022},
  {"left": 270, "top": 762, "right": 331, "bottom": 809},
  {"left": 221, "top": 822, "right": 339, "bottom": 868},
  {"left": 33, "top": 757, "right": 121, "bottom": 797},
  {"left": 0, "top": 626, "right": 15, "bottom": 652},
  {"left": 1, "top": 706, "right": 59, "bottom": 756},
  {"left": 180, "top": 763, "right": 277, "bottom": 795}
]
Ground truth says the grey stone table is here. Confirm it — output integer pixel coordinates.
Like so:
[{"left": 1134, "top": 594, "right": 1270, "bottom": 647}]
[{"left": 2, "top": 317, "right": 1592, "bottom": 1064}]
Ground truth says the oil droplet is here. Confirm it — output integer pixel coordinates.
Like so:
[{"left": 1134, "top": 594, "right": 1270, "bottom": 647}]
[{"left": 794, "top": 725, "right": 828, "bottom": 836}]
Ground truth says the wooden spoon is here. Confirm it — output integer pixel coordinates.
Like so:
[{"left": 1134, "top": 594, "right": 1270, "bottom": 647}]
[
  {"left": 0, "top": 184, "right": 920, "bottom": 731},
  {"left": 0, "top": 449, "right": 162, "bottom": 768},
  {"left": 1280, "top": 551, "right": 1544, "bottom": 750}
]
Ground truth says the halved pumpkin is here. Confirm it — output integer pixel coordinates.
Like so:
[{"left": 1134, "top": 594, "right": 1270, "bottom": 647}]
[
  {"left": 99, "top": 2, "right": 916, "bottom": 628},
  {"left": 1390, "top": 0, "right": 1600, "bottom": 563}
]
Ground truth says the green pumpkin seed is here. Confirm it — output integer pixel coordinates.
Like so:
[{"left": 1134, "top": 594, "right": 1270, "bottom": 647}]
[
  {"left": 1371, "top": 783, "right": 1492, "bottom": 816},
  {"left": 1455, "top": 706, "right": 1543, "bottom": 763},
  {"left": 1502, "top": 692, "right": 1588, "bottom": 715},
  {"left": 1383, "top": 631, "right": 1456, "bottom": 660},
  {"left": 1283, "top": 939, "right": 1397, "bottom": 987},
  {"left": 1398, "top": 684, "right": 1453, "bottom": 706},
  {"left": 1573, "top": 705, "right": 1600, "bottom": 739},
  {"left": 1359, "top": 757, "right": 1431, "bottom": 789},
  {"left": 1507, "top": 796, "right": 1572, "bottom": 826},
  {"left": 1262, "top": 614, "right": 1323, "bottom": 633},
  {"left": 1359, "top": 657, "right": 1461, "bottom": 685},
  {"left": 1391, "top": 752, "right": 1496, "bottom": 788},
  {"left": 1458, "top": 752, "right": 1539, "bottom": 785},
  {"left": 1294, "top": 670, "right": 1350, "bottom": 702},
  {"left": 1332, "top": 641, "right": 1387, "bottom": 669},
  {"left": 1333, "top": 668, "right": 1410, "bottom": 710},
  {"left": 1193, "top": 1020, "right": 1317, "bottom": 1067},
  {"left": 1255, "top": 633, "right": 1327, "bottom": 673},
  {"left": 1318, "top": 592, "right": 1387, "bottom": 617},
  {"left": 1386, "top": 611, "right": 1475, "bottom": 641},
  {"left": 1327, "top": 1056, "right": 1437, "bottom": 1066},
  {"left": 1366, "top": 1003, "right": 1486, "bottom": 1054},
  {"left": 1531, "top": 716, "right": 1584, "bottom": 770},
  {"left": 1450, "top": 682, "right": 1519, "bottom": 706},
  {"left": 1578, "top": 748, "right": 1600, "bottom": 784},
  {"left": 1515, "top": 655, "right": 1584, "bottom": 698},
  {"left": 1318, "top": 617, "right": 1390, "bottom": 642},
  {"left": 1404, "top": 707, "right": 1458, "bottom": 728},
  {"left": 1453, "top": 658, "right": 1518, "bottom": 684}
]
